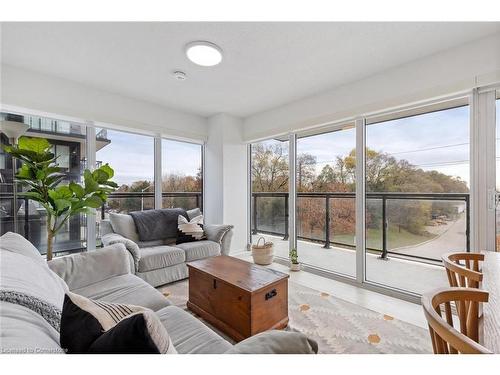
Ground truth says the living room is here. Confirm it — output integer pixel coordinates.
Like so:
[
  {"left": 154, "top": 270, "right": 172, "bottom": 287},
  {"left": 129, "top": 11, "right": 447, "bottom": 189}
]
[{"left": 1, "top": 1, "right": 500, "bottom": 373}]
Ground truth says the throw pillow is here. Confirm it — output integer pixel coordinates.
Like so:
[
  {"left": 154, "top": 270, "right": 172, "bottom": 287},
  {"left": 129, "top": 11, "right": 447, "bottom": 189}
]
[
  {"left": 60, "top": 292, "right": 176, "bottom": 354},
  {"left": 186, "top": 207, "right": 202, "bottom": 220},
  {"left": 176, "top": 214, "right": 206, "bottom": 244}
]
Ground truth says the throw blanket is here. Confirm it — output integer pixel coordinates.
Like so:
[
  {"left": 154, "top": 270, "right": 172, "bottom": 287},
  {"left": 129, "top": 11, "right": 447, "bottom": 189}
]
[
  {"left": 0, "top": 290, "right": 61, "bottom": 332},
  {"left": 130, "top": 208, "right": 188, "bottom": 242}
]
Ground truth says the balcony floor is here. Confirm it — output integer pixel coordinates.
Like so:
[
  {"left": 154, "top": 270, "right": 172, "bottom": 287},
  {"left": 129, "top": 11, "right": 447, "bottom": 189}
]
[{"left": 252, "top": 234, "right": 448, "bottom": 295}]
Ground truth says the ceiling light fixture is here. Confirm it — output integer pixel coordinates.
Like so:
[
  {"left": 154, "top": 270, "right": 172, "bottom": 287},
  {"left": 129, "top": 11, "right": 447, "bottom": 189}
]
[{"left": 185, "top": 41, "right": 223, "bottom": 67}]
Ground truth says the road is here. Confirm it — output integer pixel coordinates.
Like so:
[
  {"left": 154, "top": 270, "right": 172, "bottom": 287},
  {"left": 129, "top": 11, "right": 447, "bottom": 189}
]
[{"left": 390, "top": 214, "right": 467, "bottom": 260}]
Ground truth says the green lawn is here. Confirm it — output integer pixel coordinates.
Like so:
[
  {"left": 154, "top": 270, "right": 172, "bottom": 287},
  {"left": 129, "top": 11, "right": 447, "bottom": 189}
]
[{"left": 331, "top": 224, "right": 436, "bottom": 251}]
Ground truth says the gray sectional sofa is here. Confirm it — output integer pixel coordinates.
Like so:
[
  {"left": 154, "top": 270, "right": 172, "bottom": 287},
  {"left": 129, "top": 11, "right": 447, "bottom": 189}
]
[
  {"left": 100, "top": 208, "right": 234, "bottom": 287},
  {"left": 0, "top": 232, "right": 318, "bottom": 354}
]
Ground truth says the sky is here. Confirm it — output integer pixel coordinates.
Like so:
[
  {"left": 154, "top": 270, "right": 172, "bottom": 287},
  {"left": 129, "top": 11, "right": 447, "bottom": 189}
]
[
  {"left": 260, "top": 105, "right": 472, "bottom": 188},
  {"left": 89, "top": 101, "right": 498, "bottom": 189},
  {"left": 96, "top": 129, "right": 201, "bottom": 186}
]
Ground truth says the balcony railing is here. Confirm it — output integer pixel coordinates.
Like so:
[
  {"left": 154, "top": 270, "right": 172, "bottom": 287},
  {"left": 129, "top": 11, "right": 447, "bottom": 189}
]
[
  {"left": 100, "top": 191, "right": 203, "bottom": 219},
  {"left": 252, "top": 191, "right": 470, "bottom": 263},
  {"left": 0, "top": 190, "right": 202, "bottom": 255}
]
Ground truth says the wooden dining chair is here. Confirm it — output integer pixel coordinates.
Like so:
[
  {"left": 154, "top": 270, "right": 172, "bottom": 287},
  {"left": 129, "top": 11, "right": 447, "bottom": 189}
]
[
  {"left": 442, "top": 252, "right": 484, "bottom": 289},
  {"left": 422, "top": 287, "right": 491, "bottom": 354}
]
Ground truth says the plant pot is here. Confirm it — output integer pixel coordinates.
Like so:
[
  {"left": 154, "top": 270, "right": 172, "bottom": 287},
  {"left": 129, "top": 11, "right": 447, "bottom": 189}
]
[{"left": 290, "top": 263, "right": 301, "bottom": 272}]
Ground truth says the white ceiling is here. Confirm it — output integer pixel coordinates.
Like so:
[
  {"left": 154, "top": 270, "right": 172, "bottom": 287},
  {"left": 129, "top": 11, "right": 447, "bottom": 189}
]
[{"left": 2, "top": 22, "right": 500, "bottom": 118}]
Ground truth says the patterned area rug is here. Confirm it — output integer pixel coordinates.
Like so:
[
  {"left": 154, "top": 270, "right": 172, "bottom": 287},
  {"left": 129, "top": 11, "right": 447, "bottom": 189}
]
[{"left": 158, "top": 280, "right": 432, "bottom": 354}]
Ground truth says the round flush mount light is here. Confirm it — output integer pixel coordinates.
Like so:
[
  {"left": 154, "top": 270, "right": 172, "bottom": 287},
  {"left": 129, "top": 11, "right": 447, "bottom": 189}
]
[{"left": 185, "top": 41, "right": 223, "bottom": 67}]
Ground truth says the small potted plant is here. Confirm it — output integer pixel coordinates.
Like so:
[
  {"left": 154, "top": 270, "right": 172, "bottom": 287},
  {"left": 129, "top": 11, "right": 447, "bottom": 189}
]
[{"left": 289, "top": 248, "right": 300, "bottom": 271}]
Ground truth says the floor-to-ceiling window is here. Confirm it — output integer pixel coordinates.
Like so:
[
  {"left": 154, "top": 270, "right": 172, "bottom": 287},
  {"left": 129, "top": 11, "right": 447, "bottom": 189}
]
[
  {"left": 95, "top": 128, "right": 155, "bottom": 239},
  {"left": 250, "top": 138, "right": 289, "bottom": 252},
  {"left": 0, "top": 112, "right": 90, "bottom": 255},
  {"left": 495, "top": 93, "right": 500, "bottom": 250},
  {"left": 248, "top": 97, "right": 475, "bottom": 299},
  {"left": 295, "top": 124, "right": 356, "bottom": 277},
  {"left": 161, "top": 138, "right": 203, "bottom": 211},
  {"left": 364, "top": 102, "right": 470, "bottom": 294}
]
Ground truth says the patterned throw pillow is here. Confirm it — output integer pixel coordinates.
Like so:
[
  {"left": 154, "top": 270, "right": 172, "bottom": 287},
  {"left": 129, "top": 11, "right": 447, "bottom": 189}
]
[
  {"left": 176, "top": 214, "right": 206, "bottom": 244},
  {"left": 60, "top": 292, "right": 176, "bottom": 354}
]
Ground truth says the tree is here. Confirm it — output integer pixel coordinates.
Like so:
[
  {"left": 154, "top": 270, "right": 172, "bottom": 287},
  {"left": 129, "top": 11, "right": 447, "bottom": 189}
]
[{"left": 251, "top": 143, "right": 289, "bottom": 192}]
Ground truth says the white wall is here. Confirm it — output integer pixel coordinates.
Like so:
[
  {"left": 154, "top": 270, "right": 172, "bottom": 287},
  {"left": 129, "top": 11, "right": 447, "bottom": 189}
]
[
  {"left": 0, "top": 64, "right": 208, "bottom": 141},
  {"left": 205, "top": 114, "right": 248, "bottom": 252},
  {"left": 244, "top": 32, "right": 500, "bottom": 141}
]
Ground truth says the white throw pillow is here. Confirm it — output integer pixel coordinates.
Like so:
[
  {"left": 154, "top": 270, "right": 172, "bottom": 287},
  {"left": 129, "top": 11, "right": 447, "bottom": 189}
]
[{"left": 177, "top": 214, "right": 205, "bottom": 241}]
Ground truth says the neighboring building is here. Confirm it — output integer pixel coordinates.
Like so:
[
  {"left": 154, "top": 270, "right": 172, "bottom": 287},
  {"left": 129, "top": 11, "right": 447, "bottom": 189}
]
[{"left": 0, "top": 112, "right": 110, "bottom": 254}]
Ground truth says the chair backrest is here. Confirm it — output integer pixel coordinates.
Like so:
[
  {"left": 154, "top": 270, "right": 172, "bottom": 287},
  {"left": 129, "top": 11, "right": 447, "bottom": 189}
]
[
  {"left": 422, "top": 287, "right": 491, "bottom": 354},
  {"left": 442, "top": 252, "right": 484, "bottom": 289}
]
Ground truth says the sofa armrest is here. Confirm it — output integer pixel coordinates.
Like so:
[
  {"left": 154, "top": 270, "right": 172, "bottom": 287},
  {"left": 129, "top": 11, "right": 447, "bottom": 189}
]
[
  {"left": 204, "top": 224, "right": 234, "bottom": 255},
  {"left": 224, "top": 330, "right": 318, "bottom": 354},
  {"left": 48, "top": 244, "right": 132, "bottom": 291},
  {"left": 101, "top": 232, "right": 140, "bottom": 272}
]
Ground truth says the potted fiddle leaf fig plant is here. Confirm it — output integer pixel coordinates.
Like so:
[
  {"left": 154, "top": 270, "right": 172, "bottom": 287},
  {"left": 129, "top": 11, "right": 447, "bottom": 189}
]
[
  {"left": 3, "top": 136, "right": 117, "bottom": 261},
  {"left": 289, "top": 248, "right": 300, "bottom": 271}
]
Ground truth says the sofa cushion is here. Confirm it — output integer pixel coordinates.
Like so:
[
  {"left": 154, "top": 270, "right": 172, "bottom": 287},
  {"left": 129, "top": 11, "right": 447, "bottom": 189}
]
[
  {"left": 0, "top": 231, "right": 47, "bottom": 266},
  {"left": 175, "top": 240, "right": 221, "bottom": 262},
  {"left": 1, "top": 250, "right": 68, "bottom": 311},
  {"left": 109, "top": 213, "right": 140, "bottom": 242},
  {"left": 71, "top": 274, "right": 170, "bottom": 312},
  {"left": 156, "top": 305, "right": 232, "bottom": 354},
  {"left": 225, "top": 330, "right": 318, "bottom": 354},
  {"left": 0, "top": 302, "right": 63, "bottom": 354},
  {"left": 138, "top": 246, "right": 186, "bottom": 272}
]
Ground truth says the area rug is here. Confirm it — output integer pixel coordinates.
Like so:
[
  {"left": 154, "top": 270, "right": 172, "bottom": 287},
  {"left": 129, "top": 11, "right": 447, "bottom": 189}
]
[{"left": 158, "top": 280, "right": 432, "bottom": 354}]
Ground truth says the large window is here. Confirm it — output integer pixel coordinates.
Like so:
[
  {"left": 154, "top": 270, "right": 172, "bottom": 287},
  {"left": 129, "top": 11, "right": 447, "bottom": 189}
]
[
  {"left": 161, "top": 139, "right": 203, "bottom": 211},
  {"left": 250, "top": 138, "right": 289, "bottom": 253},
  {"left": 295, "top": 125, "right": 356, "bottom": 277},
  {"left": 95, "top": 128, "right": 154, "bottom": 242},
  {"left": 364, "top": 104, "right": 469, "bottom": 294},
  {"left": 0, "top": 112, "right": 89, "bottom": 255},
  {"left": 248, "top": 98, "right": 475, "bottom": 299},
  {"left": 496, "top": 94, "right": 500, "bottom": 251}
]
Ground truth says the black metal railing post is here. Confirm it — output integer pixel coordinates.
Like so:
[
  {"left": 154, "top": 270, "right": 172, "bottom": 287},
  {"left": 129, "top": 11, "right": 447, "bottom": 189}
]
[
  {"left": 101, "top": 204, "right": 105, "bottom": 220},
  {"left": 465, "top": 195, "right": 470, "bottom": 252},
  {"left": 323, "top": 195, "right": 330, "bottom": 249},
  {"left": 283, "top": 195, "right": 289, "bottom": 240},
  {"left": 380, "top": 195, "right": 389, "bottom": 260},
  {"left": 252, "top": 194, "right": 258, "bottom": 234}
]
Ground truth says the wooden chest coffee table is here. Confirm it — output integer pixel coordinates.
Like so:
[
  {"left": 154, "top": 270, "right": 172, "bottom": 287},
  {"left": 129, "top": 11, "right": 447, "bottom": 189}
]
[{"left": 187, "top": 255, "right": 289, "bottom": 342}]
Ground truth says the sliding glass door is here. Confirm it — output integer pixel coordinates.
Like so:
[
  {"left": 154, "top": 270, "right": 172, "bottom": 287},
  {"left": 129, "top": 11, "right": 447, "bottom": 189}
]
[
  {"left": 295, "top": 125, "right": 356, "bottom": 277},
  {"left": 250, "top": 138, "right": 289, "bottom": 256},
  {"left": 364, "top": 103, "right": 469, "bottom": 294}
]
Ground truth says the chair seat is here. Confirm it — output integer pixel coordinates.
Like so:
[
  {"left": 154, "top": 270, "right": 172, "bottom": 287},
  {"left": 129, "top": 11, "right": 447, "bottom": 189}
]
[
  {"left": 138, "top": 246, "right": 186, "bottom": 272},
  {"left": 174, "top": 240, "right": 221, "bottom": 262},
  {"left": 72, "top": 274, "right": 170, "bottom": 312},
  {"left": 156, "top": 305, "right": 232, "bottom": 354}
]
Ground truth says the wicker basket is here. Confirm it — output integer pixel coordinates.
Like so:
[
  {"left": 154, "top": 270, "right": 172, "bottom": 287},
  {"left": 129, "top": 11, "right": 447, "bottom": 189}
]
[{"left": 251, "top": 237, "right": 274, "bottom": 265}]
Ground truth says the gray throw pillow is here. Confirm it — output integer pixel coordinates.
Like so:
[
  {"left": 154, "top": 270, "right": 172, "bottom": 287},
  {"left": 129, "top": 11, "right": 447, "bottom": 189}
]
[
  {"left": 109, "top": 213, "right": 140, "bottom": 243},
  {"left": 186, "top": 208, "right": 202, "bottom": 220}
]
